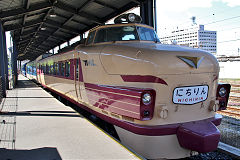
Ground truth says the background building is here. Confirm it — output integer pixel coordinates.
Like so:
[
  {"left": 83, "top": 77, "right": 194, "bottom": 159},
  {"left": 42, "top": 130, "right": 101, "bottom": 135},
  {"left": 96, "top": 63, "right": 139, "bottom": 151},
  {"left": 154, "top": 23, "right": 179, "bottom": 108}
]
[{"left": 160, "top": 25, "right": 217, "bottom": 55}]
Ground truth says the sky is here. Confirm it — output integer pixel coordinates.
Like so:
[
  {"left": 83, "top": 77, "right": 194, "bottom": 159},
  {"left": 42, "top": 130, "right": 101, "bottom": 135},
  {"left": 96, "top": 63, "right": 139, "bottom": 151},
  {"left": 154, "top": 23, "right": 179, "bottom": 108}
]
[{"left": 154, "top": 0, "right": 240, "bottom": 56}]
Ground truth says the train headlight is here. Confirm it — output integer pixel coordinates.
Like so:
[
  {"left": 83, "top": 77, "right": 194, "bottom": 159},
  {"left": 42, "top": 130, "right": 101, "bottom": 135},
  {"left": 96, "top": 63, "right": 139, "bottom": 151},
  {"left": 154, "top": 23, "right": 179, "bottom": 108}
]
[
  {"left": 142, "top": 93, "right": 152, "bottom": 105},
  {"left": 114, "top": 13, "right": 142, "bottom": 24},
  {"left": 219, "top": 87, "right": 227, "bottom": 97},
  {"left": 128, "top": 13, "right": 136, "bottom": 22}
]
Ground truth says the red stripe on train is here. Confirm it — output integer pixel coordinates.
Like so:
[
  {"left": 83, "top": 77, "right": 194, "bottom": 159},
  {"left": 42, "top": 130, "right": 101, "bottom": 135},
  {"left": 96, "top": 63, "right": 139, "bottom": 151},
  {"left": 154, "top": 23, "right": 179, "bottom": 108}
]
[
  {"left": 86, "top": 93, "right": 140, "bottom": 114},
  {"left": 84, "top": 83, "right": 142, "bottom": 97},
  {"left": 88, "top": 99, "right": 140, "bottom": 119},
  {"left": 85, "top": 87, "right": 140, "bottom": 105},
  {"left": 121, "top": 75, "right": 168, "bottom": 85}
]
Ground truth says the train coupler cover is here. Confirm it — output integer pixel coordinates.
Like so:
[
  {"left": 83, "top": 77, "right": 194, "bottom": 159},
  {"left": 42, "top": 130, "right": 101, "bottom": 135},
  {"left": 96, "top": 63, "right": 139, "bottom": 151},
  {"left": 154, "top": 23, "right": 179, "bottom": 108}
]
[{"left": 176, "top": 121, "right": 220, "bottom": 153}]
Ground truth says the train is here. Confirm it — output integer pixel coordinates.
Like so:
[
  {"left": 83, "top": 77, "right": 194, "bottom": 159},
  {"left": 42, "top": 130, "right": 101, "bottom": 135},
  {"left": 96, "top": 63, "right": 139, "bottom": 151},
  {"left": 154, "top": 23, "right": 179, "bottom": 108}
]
[{"left": 24, "top": 13, "right": 231, "bottom": 159}]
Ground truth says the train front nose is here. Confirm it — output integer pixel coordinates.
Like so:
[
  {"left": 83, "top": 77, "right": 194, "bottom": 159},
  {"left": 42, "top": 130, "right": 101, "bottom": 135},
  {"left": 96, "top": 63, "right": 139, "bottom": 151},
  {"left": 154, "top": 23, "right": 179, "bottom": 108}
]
[
  {"left": 150, "top": 49, "right": 222, "bottom": 154},
  {"left": 153, "top": 50, "right": 219, "bottom": 76},
  {"left": 177, "top": 121, "right": 220, "bottom": 153}
]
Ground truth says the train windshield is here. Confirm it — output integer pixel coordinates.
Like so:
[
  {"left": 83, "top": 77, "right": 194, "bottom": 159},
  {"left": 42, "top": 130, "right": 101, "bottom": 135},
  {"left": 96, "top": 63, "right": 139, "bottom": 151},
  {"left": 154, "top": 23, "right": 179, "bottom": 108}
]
[
  {"left": 136, "top": 26, "right": 160, "bottom": 42},
  {"left": 94, "top": 25, "right": 160, "bottom": 43}
]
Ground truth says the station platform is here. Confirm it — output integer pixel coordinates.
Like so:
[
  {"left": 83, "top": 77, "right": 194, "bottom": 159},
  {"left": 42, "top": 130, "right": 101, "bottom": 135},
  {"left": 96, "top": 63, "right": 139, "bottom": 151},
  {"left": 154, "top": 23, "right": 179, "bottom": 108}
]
[{"left": 0, "top": 75, "right": 140, "bottom": 160}]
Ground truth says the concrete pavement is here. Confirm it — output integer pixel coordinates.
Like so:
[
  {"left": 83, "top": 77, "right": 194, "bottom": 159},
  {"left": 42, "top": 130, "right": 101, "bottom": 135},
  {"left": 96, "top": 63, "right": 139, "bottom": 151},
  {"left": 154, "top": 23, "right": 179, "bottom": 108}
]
[{"left": 0, "top": 75, "right": 140, "bottom": 160}]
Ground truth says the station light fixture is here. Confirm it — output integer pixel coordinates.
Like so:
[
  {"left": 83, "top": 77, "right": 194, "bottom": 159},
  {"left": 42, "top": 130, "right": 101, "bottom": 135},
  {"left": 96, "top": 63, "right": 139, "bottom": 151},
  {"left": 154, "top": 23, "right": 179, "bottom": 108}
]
[
  {"left": 49, "top": 8, "right": 57, "bottom": 18},
  {"left": 41, "top": 27, "right": 46, "bottom": 30}
]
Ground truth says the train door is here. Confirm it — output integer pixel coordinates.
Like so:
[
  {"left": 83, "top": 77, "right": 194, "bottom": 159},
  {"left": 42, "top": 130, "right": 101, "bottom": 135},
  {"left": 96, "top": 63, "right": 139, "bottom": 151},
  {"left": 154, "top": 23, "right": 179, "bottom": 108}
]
[{"left": 75, "top": 58, "right": 81, "bottom": 101}]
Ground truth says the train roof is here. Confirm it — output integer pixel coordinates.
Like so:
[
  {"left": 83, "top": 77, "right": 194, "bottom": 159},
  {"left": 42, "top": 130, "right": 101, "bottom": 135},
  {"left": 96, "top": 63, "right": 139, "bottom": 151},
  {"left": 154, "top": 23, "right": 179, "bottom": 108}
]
[{"left": 89, "top": 23, "right": 154, "bottom": 32}]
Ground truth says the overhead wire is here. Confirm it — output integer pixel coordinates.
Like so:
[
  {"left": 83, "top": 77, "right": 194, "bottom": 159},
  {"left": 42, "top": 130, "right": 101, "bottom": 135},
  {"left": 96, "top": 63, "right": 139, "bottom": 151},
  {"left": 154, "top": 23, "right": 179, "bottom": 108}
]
[
  {"left": 218, "top": 38, "right": 240, "bottom": 43},
  {"left": 204, "top": 15, "right": 240, "bottom": 26}
]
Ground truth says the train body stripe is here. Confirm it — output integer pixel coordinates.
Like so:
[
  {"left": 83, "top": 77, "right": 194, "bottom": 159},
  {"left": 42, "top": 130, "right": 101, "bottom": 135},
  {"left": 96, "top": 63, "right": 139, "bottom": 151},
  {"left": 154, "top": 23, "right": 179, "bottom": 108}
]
[
  {"left": 88, "top": 99, "right": 140, "bottom": 119},
  {"left": 84, "top": 83, "right": 142, "bottom": 97},
  {"left": 85, "top": 88, "right": 140, "bottom": 106},
  {"left": 121, "top": 75, "right": 168, "bottom": 85}
]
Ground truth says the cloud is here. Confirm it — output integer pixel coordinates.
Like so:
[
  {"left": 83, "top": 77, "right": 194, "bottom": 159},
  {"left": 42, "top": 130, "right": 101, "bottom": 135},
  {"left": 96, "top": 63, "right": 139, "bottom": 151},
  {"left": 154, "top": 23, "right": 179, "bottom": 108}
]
[
  {"left": 157, "top": 0, "right": 214, "bottom": 12},
  {"left": 221, "top": 0, "right": 240, "bottom": 7}
]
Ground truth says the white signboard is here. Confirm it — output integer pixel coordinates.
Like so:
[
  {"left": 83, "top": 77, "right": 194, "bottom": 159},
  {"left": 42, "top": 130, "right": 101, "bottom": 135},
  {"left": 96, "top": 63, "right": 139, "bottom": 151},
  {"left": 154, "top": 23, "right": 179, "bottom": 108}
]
[{"left": 173, "top": 85, "right": 209, "bottom": 105}]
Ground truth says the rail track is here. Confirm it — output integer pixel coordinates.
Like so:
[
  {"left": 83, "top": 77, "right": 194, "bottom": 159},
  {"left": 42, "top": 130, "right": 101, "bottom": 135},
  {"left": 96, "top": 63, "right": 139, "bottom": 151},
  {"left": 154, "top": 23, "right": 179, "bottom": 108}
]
[
  {"left": 219, "top": 106, "right": 240, "bottom": 118},
  {"left": 229, "top": 96, "right": 240, "bottom": 102}
]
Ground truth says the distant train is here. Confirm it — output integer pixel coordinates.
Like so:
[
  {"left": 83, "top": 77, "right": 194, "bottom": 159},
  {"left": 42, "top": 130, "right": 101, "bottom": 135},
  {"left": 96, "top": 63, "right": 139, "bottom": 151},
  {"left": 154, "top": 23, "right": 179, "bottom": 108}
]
[{"left": 24, "top": 13, "right": 231, "bottom": 159}]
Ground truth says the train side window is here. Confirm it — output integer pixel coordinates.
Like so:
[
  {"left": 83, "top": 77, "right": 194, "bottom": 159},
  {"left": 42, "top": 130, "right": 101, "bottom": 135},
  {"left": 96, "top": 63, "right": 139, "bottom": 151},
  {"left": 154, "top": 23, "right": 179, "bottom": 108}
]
[
  {"left": 65, "top": 61, "right": 70, "bottom": 77},
  {"left": 76, "top": 59, "right": 79, "bottom": 80},
  {"left": 53, "top": 63, "right": 56, "bottom": 75},
  {"left": 86, "top": 30, "right": 96, "bottom": 45},
  {"left": 57, "top": 63, "right": 60, "bottom": 75},
  {"left": 46, "top": 64, "right": 49, "bottom": 74},
  {"left": 50, "top": 65, "right": 53, "bottom": 75},
  {"left": 42, "top": 65, "right": 45, "bottom": 74},
  {"left": 61, "top": 62, "right": 65, "bottom": 77},
  {"left": 94, "top": 29, "right": 106, "bottom": 43},
  {"left": 43, "top": 65, "right": 46, "bottom": 74}
]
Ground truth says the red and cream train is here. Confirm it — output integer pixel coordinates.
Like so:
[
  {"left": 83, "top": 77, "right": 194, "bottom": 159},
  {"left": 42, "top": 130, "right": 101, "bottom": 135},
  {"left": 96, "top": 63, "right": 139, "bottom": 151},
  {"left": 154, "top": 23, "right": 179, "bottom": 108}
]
[{"left": 25, "top": 14, "right": 231, "bottom": 159}]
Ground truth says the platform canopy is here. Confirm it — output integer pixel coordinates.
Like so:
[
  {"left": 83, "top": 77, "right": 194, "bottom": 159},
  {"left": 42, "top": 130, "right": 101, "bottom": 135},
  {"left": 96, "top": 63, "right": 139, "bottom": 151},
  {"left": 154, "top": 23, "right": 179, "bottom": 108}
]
[{"left": 0, "top": 0, "right": 145, "bottom": 61}]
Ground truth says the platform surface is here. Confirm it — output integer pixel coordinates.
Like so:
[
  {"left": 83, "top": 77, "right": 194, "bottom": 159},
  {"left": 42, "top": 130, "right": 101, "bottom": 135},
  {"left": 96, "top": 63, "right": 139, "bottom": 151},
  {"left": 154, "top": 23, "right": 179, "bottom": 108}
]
[{"left": 0, "top": 75, "right": 139, "bottom": 160}]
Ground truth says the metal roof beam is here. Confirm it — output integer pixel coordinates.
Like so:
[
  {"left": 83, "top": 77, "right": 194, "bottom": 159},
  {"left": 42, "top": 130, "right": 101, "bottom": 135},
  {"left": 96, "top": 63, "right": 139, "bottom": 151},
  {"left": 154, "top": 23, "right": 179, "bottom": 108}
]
[
  {"left": 18, "top": 39, "right": 31, "bottom": 44},
  {"left": 39, "top": 39, "right": 59, "bottom": 46},
  {"left": 39, "top": 43, "right": 53, "bottom": 48},
  {"left": 49, "top": 0, "right": 94, "bottom": 36},
  {"left": 21, "top": 0, "right": 31, "bottom": 34},
  {"left": 54, "top": 1, "right": 103, "bottom": 24},
  {"left": 38, "top": 32, "right": 68, "bottom": 41},
  {"left": 36, "top": 0, "right": 95, "bottom": 52},
  {"left": 22, "top": 9, "right": 51, "bottom": 55},
  {"left": 131, "top": 0, "right": 141, "bottom": 4},
  {"left": 18, "top": 28, "right": 37, "bottom": 37},
  {"left": 28, "top": 47, "right": 45, "bottom": 52},
  {"left": 31, "top": 45, "right": 47, "bottom": 50},
  {"left": 44, "top": 19, "right": 81, "bottom": 34},
  {"left": 54, "top": 13, "right": 90, "bottom": 27},
  {"left": 2, "top": 15, "right": 23, "bottom": 23},
  {"left": 78, "top": 11, "right": 103, "bottom": 24},
  {"left": 4, "top": 18, "right": 42, "bottom": 31},
  {"left": 2, "top": 12, "right": 46, "bottom": 24},
  {"left": 13, "top": 28, "right": 37, "bottom": 39},
  {"left": 36, "top": 45, "right": 50, "bottom": 51},
  {"left": 55, "top": 29, "right": 76, "bottom": 37},
  {"left": 0, "top": 2, "right": 51, "bottom": 19},
  {"left": 94, "top": 0, "right": 118, "bottom": 10},
  {"left": 24, "top": 52, "right": 42, "bottom": 59},
  {"left": 16, "top": 33, "right": 35, "bottom": 41}
]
